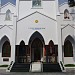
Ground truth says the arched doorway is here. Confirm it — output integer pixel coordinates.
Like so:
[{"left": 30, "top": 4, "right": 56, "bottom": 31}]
[
  {"left": 29, "top": 31, "right": 45, "bottom": 62},
  {"left": 31, "top": 38, "right": 43, "bottom": 62}
]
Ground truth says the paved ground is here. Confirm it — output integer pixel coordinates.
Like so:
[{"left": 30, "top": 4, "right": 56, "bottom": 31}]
[
  {"left": 0, "top": 69, "right": 75, "bottom": 75},
  {"left": 0, "top": 72, "right": 75, "bottom": 75}
]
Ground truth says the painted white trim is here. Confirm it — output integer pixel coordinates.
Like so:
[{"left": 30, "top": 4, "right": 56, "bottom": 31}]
[
  {"left": 61, "top": 24, "right": 75, "bottom": 29},
  {"left": 0, "top": 25, "right": 13, "bottom": 30}
]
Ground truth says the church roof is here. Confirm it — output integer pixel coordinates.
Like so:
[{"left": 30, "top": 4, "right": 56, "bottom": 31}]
[{"left": 1, "top": 0, "right": 16, "bottom": 6}]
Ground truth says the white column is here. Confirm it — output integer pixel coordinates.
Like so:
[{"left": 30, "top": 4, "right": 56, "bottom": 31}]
[
  {"left": 73, "top": 7, "right": 75, "bottom": 62},
  {"left": 11, "top": 15, "right": 17, "bottom": 62},
  {"left": 55, "top": 0, "right": 62, "bottom": 63},
  {"left": 57, "top": 15, "right": 63, "bottom": 63},
  {"left": 55, "top": 0, "right": 60, "bottom": 15},
  {"left": 16, "top": 0, "right": 19, "bottom": 18}
]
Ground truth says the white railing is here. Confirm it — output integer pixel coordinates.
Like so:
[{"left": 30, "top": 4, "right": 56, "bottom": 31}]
[
  {"left": 60, "top": 61, "right": 66, "bottom": 72},
  {"left": 6, "top": 61, "right": 14, "bottom": 72}
]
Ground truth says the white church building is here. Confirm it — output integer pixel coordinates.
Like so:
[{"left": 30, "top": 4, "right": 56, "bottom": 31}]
[{"left": 0, "top": 0, "right": 75, "bottom": 72}]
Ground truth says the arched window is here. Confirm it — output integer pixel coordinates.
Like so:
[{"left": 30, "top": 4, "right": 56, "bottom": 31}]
[
  {"left": 19, "top": 41, "right": 25, "bottom": 56},
  {"left": 48, "top": 40, "right": 55, "bottom": 55},
  {"left": 64, "top": 40, "right": 73, "bottom": 57},
  {"left": 47, "top": 40, "right": 56, "bottom": 63},
  {"left": 2, "top": 41, "right": 11, "bottom": 57},
  {"left": 64, "top": 9, "right": 70, "bottom": 19},
  {"left": 5, "top": 9, "right": 11, "bottom": 20},
  {"left": 20, "top": 40, "right": 25, "bottom": 46}
]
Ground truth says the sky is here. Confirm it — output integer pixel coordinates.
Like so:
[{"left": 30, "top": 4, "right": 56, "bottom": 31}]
[
  {"left": 0, "top": 0, "right": 68, "bottom": 6},
  {"left": 0, "top": 0, "right": 1, "bottom": 4},
  {"left": 0, "top": 0, "right": 16, "bottom": 6},
  {"left": 58, "top": 0, "right": 68, "bottom": 5}
]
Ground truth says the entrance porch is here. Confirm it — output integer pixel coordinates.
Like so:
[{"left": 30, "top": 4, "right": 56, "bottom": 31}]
[{"left": 10, "top": 31, "right": 61, "bottom": 72}]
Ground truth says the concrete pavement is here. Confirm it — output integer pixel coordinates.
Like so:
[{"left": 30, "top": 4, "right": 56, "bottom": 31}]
[
  {"left": 0, "top": 68, "right": 75, "bottom": 75},
  {"left": 0, "top": 72, "right": 75, "bottom": 75}
]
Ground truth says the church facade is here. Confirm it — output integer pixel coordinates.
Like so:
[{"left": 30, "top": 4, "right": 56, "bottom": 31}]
[{"left": 0, "top": 0, "right": 75, "bottom": 72}]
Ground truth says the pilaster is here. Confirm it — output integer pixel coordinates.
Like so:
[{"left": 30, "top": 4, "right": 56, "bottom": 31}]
[{"left": 11, "top": 15, "right": 17, "bottom": 62}]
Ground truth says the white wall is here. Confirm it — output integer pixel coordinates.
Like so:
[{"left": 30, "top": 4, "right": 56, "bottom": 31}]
[
  {"left": 62, "top": 23, "right": 74, "bottom": 45},
  {"left": 59, "top": 3, "right": 75, "bottom": 64},
  {"left": 0, "top": 26, "right": 13, "bottom": 65},
  {"left": 0, "top": 3, "right": 16, "bottom": 25},
  {"left": 18, "top": 1, "right": 56, "bottom": 20},
  {"left": 64, "top": 57, "right": 75, "bottom": 64},
  {"left": 17, "top": 12, "right": 58, "bottom": 45},
  {"left": 1, "top": 3, "right": 16, "bottom": 15},
  {"left": 0, "top": 13, "right": 14, "bottom": 25},
  {"left": 0, "top": 26, "right": 13, "bottom": 44},
  {"left": 59, "top": 3, "right": 74, "bottom": 27},
  {"left": 0, "top": 2, "right": 16, "bottom": 65}
]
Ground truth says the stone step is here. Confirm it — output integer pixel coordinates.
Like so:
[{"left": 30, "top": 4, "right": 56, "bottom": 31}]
[
  {"left": 11, "top": 63, "right": 30, "bottom": 72},
  {"left": 30, "top": 62, "right": 42, "bottom": 72}
]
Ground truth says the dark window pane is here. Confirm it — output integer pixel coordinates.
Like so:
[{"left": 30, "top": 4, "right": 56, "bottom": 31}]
[
  {"left": 2, "top": 41, "right": 11, "bottom": 57},
  {"left": 64, "top": 40, "right": 73, "bottom": 57},
  {"left": 32, "top": 0, "right": 41, "bottom": 7}
]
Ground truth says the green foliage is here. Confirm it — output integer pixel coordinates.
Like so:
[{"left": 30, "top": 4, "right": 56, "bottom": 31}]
[
  {"left": 65, "top": 64, "right": 75, "bottom": 67},
  {"left": 68, "top": 0, "right": 75, "bottom": 7},
  {"left": 0, "top": 65, "right": 8, "bottom": 67}
]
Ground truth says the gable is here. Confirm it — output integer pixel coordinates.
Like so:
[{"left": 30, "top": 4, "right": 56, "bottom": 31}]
[
  {"left": 62, "top": 25, "right": 74, "bottom": 45},
  {"left": 1, "top": 2, "right": 16, "bottom": 14},
  {"left": 18, "top": 11, "right": 56, "bottom": 22},
  {"left": 0, "top": 25, "right": 13, "bottom": 41},
  {"left": 59, "top": 3, "right": 70, "bottom": 13},
  {"left": 17, "top": 11, "right": 57, "bottom": 45}
]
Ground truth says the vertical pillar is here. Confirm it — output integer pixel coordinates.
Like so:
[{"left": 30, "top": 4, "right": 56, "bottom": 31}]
[
  {"left": 57, "top": 15, "right": 63, "bottom": 63},
  {"left": 16, "top": 0, "right": 19, "bottom": 18},
  {"left": 30, "top": 45, "right": 31, "bottom": 62},
  {"left": 11, "top": 16, "right": 17, "bottom": 62},
  {"left": 73, "top": 7, "right": 75, "bottom": 62},
  {"left": 55, "top": 0, "right": 63, "bottom": 63}
]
